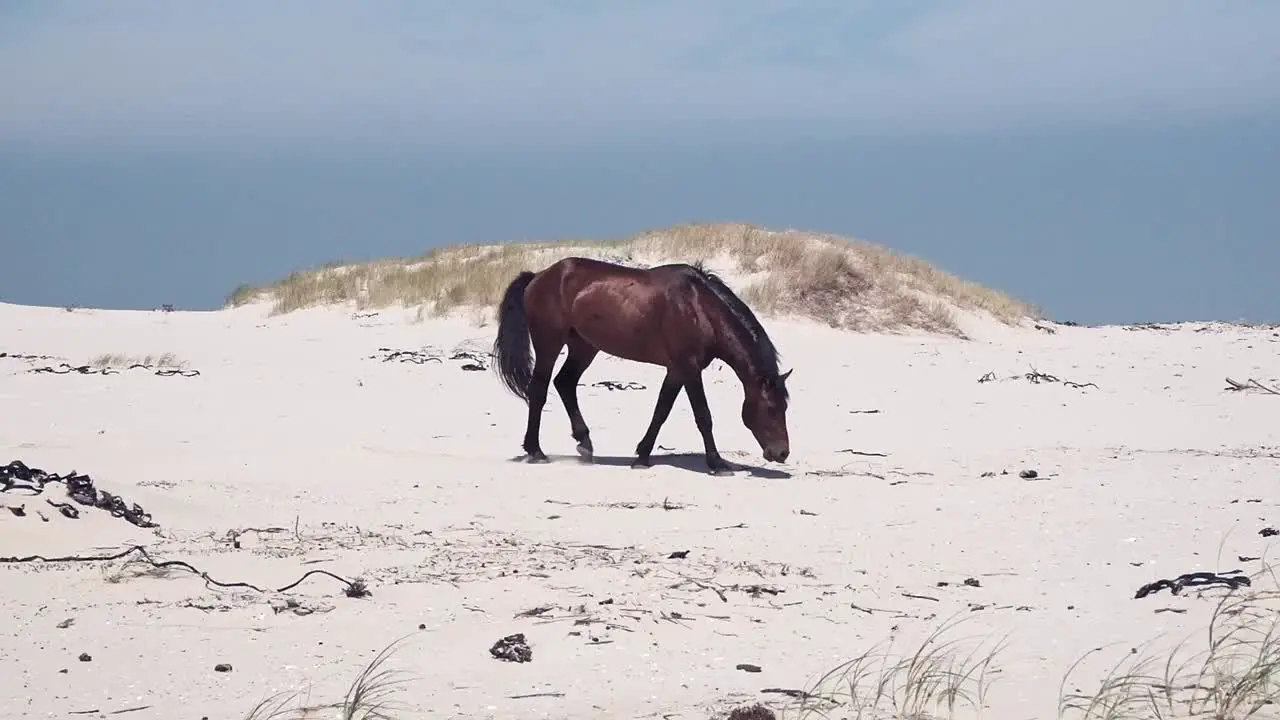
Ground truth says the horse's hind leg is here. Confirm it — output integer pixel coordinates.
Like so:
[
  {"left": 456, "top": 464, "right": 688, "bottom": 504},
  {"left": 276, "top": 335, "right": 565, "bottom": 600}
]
[
  {"left": 553, "top": 333, "right": 599, "bottom": 461},
  {"left": 522, "top": 332, "right": 566, "bottom": 464},
  {"left": 631, "top": 371, "right": 683, "bottom": 469}
]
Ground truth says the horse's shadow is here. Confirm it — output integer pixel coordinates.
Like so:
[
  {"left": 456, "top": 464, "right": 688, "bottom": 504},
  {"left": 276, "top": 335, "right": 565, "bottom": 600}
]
[{"left": 512, "top": 452, "right": 791, "bottom": 479}]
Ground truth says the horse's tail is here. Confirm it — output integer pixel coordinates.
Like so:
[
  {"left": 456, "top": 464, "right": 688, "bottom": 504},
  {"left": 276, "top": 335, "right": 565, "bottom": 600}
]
[{"left": 492, "top": 270, "right": 538, "bottom": 402}]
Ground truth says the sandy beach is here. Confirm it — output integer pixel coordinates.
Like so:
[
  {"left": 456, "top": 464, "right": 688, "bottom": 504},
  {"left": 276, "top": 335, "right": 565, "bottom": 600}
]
[{"left": 3, "top": 296, "right": 1280, "bottom": 719}]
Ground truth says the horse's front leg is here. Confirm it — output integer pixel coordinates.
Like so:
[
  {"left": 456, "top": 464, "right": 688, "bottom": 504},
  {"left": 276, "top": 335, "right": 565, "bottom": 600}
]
[
  {"left": 683, "top": 372, "right": 734, "bottom": 476},
  {"left": 632, "top": 372, "right": 683, "bottom": 469}
]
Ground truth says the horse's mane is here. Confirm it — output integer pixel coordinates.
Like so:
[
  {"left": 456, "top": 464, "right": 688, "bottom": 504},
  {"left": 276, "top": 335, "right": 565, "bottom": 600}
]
[{"left": 683, "top": 262, "right": 787, "bottom": 399}]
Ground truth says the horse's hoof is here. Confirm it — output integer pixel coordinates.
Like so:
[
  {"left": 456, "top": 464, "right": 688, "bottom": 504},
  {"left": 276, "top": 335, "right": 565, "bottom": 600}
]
[
  {"left": 576, "top": 444, "right": 593, "bottom": 463},
  {"left": 630, "top": 459, "right": 651, "bottom": 470},
  {"left": 526, "top": 453, "right": 550, "bottom": 464},
  {"left": 708, "top": 459, "right": 736, "bottom": 476}
]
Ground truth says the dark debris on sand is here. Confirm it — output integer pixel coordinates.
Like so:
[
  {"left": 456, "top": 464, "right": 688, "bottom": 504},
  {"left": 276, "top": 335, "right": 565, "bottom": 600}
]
[
  {"left": 490, "top": 633, "right": 533, "bottom": 663},
  {"left": 1, "top": 460, "right": 157, "bottom": 528},
  {"left": 726, "top": 704, "right": 777, "bottom": 720},
  {"left": 369, "top": 347, "right": 489, "bottom": 371}
]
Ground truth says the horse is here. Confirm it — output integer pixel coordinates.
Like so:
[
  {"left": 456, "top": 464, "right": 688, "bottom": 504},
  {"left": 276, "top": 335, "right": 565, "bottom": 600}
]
[{"left": 490, "top": 256, "right": 792, "bottom": 475}]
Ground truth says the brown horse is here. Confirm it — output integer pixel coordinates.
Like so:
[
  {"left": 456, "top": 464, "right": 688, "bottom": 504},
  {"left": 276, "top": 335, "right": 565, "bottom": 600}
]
[{"left": 491, "top": 256, "right": 791, "bottom": 474}]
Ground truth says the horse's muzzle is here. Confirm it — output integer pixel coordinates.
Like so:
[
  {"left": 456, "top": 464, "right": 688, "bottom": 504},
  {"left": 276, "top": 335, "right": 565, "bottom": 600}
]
[{"left": 764, "top": 447, "right": 790, "bottom": 463}]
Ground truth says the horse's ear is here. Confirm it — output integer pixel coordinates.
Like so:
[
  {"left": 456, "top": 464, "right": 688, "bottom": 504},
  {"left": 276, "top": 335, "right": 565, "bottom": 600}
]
[{"left": 780, "top": 369, "right": 793, "bottom": 383}]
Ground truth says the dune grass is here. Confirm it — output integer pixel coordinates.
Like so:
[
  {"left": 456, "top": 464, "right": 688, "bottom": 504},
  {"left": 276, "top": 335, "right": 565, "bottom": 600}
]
[
  {"left": 225, "top": 222, "right": 1039, "bottom": 336},
  {"left": 90, "top": 352, "right": 187, "bottom": 370},
  {"left": 242, "top": 635, "right": 413, "bottom": 720},
  {"left": 782, "top": 613, "right": 1008, "bottom": 720},
  {"left": 1058, "top": 567, "right": 1280, "bottom": 720}
]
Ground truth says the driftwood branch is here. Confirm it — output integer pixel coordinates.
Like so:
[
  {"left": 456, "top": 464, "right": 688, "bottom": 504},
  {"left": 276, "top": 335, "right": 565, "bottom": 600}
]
[
  {"left": 590, "top": 380, "right": 646, "bottom": 391},
  {"left": 1225, "top": 377, "right": 1280, "bottom": 395},
  {"left": 978, "top": 368, "right": 1097, "bottom": 389},
  {"left": 30, "top": 363, "right": 199, "bottom": 377},
  {"left": 837, "top": 448, "right": 889, "bottom": 457},
  {"left": 369, "top": 347, "right": 488, "bottom": 371},
  {"left": 1134, "top": 570, "right": 1251, "bottom": 599},
  {"left": 0, "top": 545, "right": 370, "bottom": 597},
  {"left": 1024, "top": 369, "right": 1098, "bottom": 389}
]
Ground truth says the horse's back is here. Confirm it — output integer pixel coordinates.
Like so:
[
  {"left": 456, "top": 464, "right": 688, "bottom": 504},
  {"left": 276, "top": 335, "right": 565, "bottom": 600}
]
[
  {"left": 547, "top": 256, "right": 650, "bottom": 279},
  {"left": 523, "top": 257, "right": 707, "bottom": 364}
]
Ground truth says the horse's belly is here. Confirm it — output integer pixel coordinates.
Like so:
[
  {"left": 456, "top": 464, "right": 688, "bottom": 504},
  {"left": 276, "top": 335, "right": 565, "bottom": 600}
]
[{"left": 574, "top": 319, "right": 667, "bottom": 366}]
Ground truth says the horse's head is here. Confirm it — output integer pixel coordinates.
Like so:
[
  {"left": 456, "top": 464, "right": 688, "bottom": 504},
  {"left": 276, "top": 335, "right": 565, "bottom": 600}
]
[{"left": 743, "top": 368, "right": 791, "bottom": 463}]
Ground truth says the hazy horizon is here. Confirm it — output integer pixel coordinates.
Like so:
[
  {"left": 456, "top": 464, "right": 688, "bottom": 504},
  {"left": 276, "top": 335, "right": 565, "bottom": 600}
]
[{"left": 3, "top": 2, "right": 1277, "bottom": 325}]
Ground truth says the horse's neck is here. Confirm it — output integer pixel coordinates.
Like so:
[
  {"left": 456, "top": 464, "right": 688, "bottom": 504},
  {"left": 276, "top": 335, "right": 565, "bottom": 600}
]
[{"left": 713, "top": 331, "right": 761, "bottom": 387}]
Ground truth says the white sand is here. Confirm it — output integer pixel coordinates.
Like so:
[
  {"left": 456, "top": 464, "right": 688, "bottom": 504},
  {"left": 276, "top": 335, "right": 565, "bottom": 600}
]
[{"left": 2, "top": 299, "right": 1279, "bottom": 719}]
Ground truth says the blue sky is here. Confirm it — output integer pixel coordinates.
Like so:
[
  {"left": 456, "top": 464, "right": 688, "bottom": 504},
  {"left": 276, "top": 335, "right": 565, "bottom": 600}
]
[{"left": 2, "top": 1, "right": 1278, "bottom": 324}]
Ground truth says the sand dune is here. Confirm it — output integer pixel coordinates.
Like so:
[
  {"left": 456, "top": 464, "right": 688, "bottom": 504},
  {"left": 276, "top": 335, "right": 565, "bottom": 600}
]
[{"left": 4, "top": 284, "right": 1280, "bottom": 719}]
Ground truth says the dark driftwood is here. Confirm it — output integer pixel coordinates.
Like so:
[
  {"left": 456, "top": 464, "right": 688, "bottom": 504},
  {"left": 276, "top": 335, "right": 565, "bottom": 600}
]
[
  {"left": 590, "top": 380, "right": 645, "bottom": 391},
  {"left": 29, "top": 363, "right": 199, "bottom": 377},
  {"left": 1225, "top": 377, "right": 1280, "bottom": 395},
  {"left": 0, "top": 545, "right": 369, "bottom": 597},
  {"left": 978, "top": 369, "right": 1097, "bottom": 389},
  {"left": 1, "top": 460, "right": 157, "bottom": 528},
  {"left": 1134, "top": 570, "right": 1251, "bottom": 599}
]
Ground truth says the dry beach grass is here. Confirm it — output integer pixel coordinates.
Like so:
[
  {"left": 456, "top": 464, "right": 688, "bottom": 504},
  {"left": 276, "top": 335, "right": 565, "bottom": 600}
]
[
  {"left": 225, "top": 222, "right": 1040, "bottom": 335},
  {"left": 90, "top": 352, "right": 188, "bottom": 371},
  {"left": 3, "top": 222, "right": 1279, "bottom": 719}
]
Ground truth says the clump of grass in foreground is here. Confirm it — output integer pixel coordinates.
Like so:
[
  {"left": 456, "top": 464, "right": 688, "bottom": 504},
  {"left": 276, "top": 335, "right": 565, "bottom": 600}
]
[
  {"left": 225, "top": 222, "right": 1039, "bottom": 336},
  {"left": 243, "top": 635, "right": 413, "bottom": 720},
  {"left": 784, "top": 613, "right": 1008, "bottom": 720},
  {"left": 241, "top": 691, "right": 300, "bottom": 720},
  {"left": 1059, "top": 564, "right": 1280, "bottom": 720},
  {"left": 727, "top": 704, "right": 778, "bottom": 719}
]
